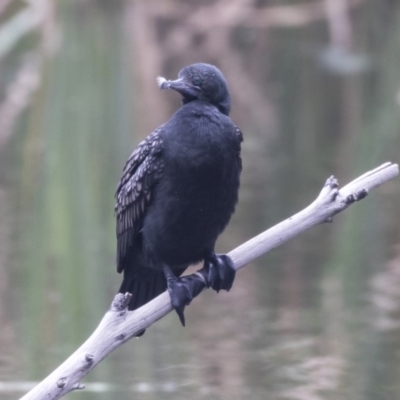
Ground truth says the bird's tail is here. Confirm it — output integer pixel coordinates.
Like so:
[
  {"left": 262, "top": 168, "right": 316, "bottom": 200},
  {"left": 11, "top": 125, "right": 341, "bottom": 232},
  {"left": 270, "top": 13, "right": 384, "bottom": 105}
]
[{"left": 119, "top": 267, "right": 167, "bottom": 311}]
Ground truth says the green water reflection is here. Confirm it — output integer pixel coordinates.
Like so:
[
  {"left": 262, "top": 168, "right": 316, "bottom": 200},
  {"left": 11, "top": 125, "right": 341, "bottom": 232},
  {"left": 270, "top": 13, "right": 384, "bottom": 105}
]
[{"left": 1, "top": 1, "right": 400, "bottom": 399}]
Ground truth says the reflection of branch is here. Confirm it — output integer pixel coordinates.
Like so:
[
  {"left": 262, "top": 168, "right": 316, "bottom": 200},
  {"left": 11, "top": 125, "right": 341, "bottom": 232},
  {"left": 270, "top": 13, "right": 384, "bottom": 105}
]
[
  {"left": 0, "top": 55, "right": 41, "bottom": 148},
  {"left": 370, "top": 244, "right": 400, "bottom": 331},
  {"left": 324, "top": 0, "right": 354, "bottom": 50},
  {"left": 150, "top": 0, "right": 363, "bottom": 29},
  {"left": 127, "top": 1, "right": 171, "bottom": 136},
  {"left": 0, "top": 3, "right": 43, "bottom": 59},
  {"left": 0, "top": 0, "right": 58, "bottom": 148},
  {"left": 20, "top": 162, "right": 398, "bottom": 400},
  {"left": 0, "top": 188, "right": 16, "bottom": 380},
  {"left": 281, "top": 355, "right": 345, "bottom": 399},
  {"left": 203, "top": 31, "right": 275, "bottom": 126}
]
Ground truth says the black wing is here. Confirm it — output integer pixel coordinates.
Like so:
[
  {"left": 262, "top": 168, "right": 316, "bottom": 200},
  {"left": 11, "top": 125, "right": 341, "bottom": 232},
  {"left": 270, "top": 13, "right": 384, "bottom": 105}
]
[{"left": 115, "top": 128, "right": 164, "bottom": 273}]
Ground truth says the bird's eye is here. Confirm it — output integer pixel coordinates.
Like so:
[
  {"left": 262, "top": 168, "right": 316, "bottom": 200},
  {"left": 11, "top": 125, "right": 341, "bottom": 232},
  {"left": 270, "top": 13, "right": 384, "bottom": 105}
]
[{"left": 192, "top": 76, "right": 202, "bottom": 86}]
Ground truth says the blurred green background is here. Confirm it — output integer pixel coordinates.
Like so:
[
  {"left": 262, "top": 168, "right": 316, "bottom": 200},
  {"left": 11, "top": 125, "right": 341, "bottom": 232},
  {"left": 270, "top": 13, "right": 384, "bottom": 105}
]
[{"left": 1, "top": 0, "right": 400, "bottom": 399}]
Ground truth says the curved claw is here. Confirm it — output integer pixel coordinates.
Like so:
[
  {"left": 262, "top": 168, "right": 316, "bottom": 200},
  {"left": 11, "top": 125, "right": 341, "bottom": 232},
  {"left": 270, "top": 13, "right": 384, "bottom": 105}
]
[
  {"left": 199, "top": 253, "right": 236, "bottom": 293},
  {"left": 163, "top": 264, "right": 206, "bottom": 326},
  {"left": 168, "top": 280, "right": 192, "bottom": 326}
]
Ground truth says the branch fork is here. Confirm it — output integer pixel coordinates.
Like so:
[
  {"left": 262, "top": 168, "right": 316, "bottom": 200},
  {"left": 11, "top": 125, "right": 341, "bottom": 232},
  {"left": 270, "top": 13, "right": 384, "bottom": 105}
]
[{"left": 317, "top": 175, "right": 368, "bottom": 222}]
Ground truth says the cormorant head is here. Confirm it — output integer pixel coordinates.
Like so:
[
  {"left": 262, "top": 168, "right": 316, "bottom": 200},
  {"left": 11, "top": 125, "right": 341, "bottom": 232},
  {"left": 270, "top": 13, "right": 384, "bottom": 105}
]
[{"left": 157, "top": 63, "right": 231, "bottom": 116}]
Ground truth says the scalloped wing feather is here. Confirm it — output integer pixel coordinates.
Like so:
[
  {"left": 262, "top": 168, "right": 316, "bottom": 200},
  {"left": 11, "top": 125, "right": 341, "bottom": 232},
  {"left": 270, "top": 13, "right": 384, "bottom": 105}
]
[{"left": 115, "top": 129, "right": 164, "bottom": 272}]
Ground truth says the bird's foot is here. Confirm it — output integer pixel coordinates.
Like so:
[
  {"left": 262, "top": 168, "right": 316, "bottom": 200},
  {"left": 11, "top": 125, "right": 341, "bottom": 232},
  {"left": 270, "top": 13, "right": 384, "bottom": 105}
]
[
  {"left": 163, "top": 264, "right": 206, "bottom": 326},
  {"left": 198, "top": 253, "right": 236, "bottom": 293}
]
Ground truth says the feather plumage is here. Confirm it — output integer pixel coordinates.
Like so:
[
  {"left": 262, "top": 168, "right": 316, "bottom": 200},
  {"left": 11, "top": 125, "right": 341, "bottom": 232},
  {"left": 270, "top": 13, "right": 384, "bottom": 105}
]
[{"left": 115, "top": 128, "right": 164, "bottom": 272}]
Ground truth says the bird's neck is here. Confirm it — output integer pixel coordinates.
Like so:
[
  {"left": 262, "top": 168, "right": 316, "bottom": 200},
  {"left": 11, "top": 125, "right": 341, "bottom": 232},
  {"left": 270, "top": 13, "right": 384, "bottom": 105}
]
[{"left": 181, "top": 99, "right": 230, "bottom": 116}]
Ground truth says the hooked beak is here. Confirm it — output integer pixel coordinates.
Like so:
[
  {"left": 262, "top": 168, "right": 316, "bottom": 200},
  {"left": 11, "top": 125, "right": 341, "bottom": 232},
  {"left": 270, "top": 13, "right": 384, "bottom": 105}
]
[{"left": 157, "top": 76, "right": 200, "bottom": 99}]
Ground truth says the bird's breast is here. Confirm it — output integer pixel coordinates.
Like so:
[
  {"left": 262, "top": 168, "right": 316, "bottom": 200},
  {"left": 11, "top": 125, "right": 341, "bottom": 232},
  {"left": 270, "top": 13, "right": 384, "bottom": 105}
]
[{"left": 140, "top": 104, "right": 241, "bottom": 267}]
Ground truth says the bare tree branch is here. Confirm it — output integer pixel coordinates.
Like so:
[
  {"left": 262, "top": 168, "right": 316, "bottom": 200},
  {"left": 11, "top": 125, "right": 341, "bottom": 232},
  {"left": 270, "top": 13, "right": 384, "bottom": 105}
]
[{"left": 20, "top": 162, "right": 398, "bottom": 400}]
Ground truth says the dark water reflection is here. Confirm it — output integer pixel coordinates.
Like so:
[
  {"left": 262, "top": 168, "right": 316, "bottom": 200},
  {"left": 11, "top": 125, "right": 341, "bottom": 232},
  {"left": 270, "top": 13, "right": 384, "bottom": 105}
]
[{"left": 1, "top": 1, "right": 400, "bottom": 399}]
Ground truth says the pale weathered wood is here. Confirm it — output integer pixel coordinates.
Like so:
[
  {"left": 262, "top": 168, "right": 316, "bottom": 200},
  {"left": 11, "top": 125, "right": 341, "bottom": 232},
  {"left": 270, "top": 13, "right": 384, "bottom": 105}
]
[{"left": 20, "top": 162, "right": 398, "bottom": 400}]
